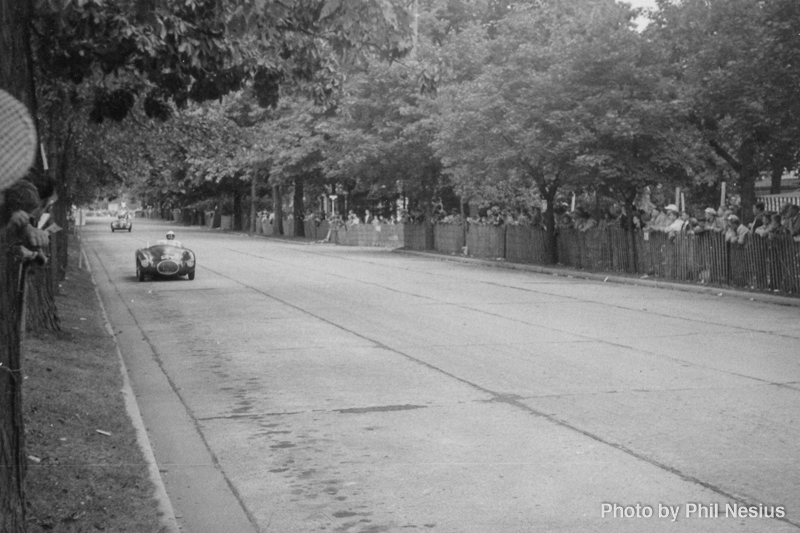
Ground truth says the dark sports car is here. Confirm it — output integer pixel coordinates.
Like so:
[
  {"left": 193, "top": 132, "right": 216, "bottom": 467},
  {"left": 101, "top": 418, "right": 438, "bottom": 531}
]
[
  {"left": 135, "top": 243, "right": 196, "bottom": 281},
  {"left": 111, "top": 215, "right": 132, "bottom": 232}
]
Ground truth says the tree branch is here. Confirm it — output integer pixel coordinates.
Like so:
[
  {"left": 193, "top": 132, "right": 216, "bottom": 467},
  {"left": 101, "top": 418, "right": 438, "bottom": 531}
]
[{"left": 708, "top": 139, "right": 742, "bottom": 173}]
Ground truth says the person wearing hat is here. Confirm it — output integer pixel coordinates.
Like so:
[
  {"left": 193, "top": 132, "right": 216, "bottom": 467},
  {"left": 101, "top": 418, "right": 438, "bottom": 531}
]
[
  {"left": 724, "top": 214, "right": 749, "bottom": 245},
  {"left": 664, "top": 205, "right": 691, "bottom": 239},
  {"left": 694, "top": 207, "right": 725, "bottom": 234},
  {"left": 158, "top": 230, "right": 183, "bottom": 247},
  {"left": 1, "top": 90, "right": 53, "bottom": 257},
  {"left": 0, "top": 89, "right": 37, "bottom": 195}
]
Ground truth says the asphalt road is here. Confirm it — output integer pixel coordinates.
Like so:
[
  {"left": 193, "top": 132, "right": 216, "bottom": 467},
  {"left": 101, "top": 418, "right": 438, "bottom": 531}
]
[{"left": 83, "top": 217, "right": 800, "bottom": 533}]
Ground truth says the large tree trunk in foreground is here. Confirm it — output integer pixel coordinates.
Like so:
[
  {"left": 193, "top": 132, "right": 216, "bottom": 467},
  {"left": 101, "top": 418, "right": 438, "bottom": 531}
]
[
  {"left": 1, "top": 0, "right": 38, "bottom": 529},
  {"left": 0, "top": 233, "right": 27, "bottom": 533},
  {"left": 24, "top": 251, "right": 60, "bottom": 333}
]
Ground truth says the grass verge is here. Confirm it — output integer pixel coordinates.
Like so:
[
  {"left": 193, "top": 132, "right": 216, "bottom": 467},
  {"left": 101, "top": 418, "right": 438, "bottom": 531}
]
[{"left": 23, "top": 233, "right": 164, "bottom": 532}]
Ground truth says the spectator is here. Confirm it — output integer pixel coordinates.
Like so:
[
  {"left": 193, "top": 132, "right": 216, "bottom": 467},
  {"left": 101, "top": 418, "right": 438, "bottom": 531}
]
[
  {"left": 724, "top": 215, "right": 749, "bottom": 245},
  {"left": 754, "top": 212, "right": 775, "bottom": 237},
  {"left": 663, "top": 205, "right": 688, "bottom": 238},
  {"left": 694, "top": 207, "right": 725, "bottom": 234},
  {"left": 530, "top": 207, "right": 543, "bottom": 227},
  {"left": 364, "top": 209, "right": 374, "bottom": 224},
  {"left": 757, "top": 214, "right": 789, "bottom": 238},
  {"left": 750, "top": 202, "right": 766, "bottom": 231},
  {"left": 441, "top": 209, "right": 462, "bottom": 224},
  {"left": 645, "top": 205, "right": 670, "bottom": 231},
  {"left": 574, "top": 209, "right": 597, "bottom": 232},
  {"left": 784, "top": 204, "right": 800, "bottom": 240},
  {"left": 678, "top": 211, "right": 700, "bottom": 233},
  {"left": 718, "top": 207, "right": 733, "bottom": 230},
  {"left": 556, "top": 212, "right": 573, "bottom": 232},
  {"left": 778, "top": 202, "right": 794, "bottom": 222},
  {"left": 3, "top": 179, "right": 51, "bottom": 255},
  {"left": 346, "top": 209, "right": 360, "bottom": 225},
  {"left": 625, "top": 208, "right": 645, "bottom": 231}
]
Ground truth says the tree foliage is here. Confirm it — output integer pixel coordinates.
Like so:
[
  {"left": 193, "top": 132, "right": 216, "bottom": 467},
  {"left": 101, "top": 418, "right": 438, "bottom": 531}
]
[
  {"left": 648, "top": 0, "right": 800, "bottom": 219},
  {"left": 433, "top": 0, "right": 706, "bottom": 259},
  {"left": 33, "top": 0, "right": 415, "bottom": 118}
]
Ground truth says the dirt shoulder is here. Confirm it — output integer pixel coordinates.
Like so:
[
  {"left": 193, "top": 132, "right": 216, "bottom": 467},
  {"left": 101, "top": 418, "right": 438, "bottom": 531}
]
[{"left": 23, "top": 234, "right": 164, "bottom": 532}]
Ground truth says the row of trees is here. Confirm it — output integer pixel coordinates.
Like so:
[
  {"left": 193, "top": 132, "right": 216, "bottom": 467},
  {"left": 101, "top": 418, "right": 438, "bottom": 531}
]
[{"left": 80, "top": 0, "right": 800, "bottom": 262}]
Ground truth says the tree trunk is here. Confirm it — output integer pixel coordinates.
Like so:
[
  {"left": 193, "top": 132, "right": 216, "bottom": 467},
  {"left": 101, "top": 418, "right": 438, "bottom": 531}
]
[
  {"left": 737, "top": 139, "right": 759, "bottom": 226},
  {"left": 293, "top": 176, "right": 305, "bottom": 238},
  {"left": 1, "top": 0, "right": 38, "bottom": 529},
  {"left": 770, "top": 163, "right": 783, "bottom": 195},
  {"left": 53, "top": 201, "right": 69, "bottom": 281},
  {"left": 233, "top": 189, "right": 242, "bottom": 231},
  {"left": 213, "top": 201, "right": 222, "bottom": 229},
  {"left": 272, "top": 184, "right": 283, "bottom": 236},
  {"left": 541, "top": 186, "right": 558, "bottom": 265},
  {"left": 623, "top": 196, "right": 638, "bottom": 274},
  {"left": 0, "top": 232, "right": 27, "bottom": 533},
  {"left": 423, "top": 200, "right": 434, "bottom": 250},
  {"left": 24, "top": 257, "right": 60, "bottom": 333},
  {"left": 249, "top": 175, "right": 256, "bottom": 236}
]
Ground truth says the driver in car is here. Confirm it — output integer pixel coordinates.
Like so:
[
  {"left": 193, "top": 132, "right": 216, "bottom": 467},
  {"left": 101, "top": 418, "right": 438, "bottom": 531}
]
[{"left": 158, "top": 230, "right": 182, "bottom": 247}]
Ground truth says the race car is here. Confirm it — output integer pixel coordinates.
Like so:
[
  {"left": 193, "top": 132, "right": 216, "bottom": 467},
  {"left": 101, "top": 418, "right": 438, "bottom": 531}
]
[
  {"left": 135, "top": 242, "right": 196, "bottom": 281},
  {"left": 111, "top": 214, "right": 132, "bottom": 232}
]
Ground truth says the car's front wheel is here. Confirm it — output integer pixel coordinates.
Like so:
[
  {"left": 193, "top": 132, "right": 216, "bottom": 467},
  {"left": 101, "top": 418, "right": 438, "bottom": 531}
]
[
  {"left": 188, "top": 271, "right": 195, "bottom": 281},
  {"left": 136, "top": 261, "right": 145, "bottom": 282}
]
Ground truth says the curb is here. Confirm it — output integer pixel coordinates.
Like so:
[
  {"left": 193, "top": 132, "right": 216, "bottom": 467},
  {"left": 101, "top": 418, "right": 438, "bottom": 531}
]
[
  {"left": 394, "top": 248, "right": 800, "bottom": 308},
  {"left": 80, "top": 243, "right": 180, "bottom": 533}
]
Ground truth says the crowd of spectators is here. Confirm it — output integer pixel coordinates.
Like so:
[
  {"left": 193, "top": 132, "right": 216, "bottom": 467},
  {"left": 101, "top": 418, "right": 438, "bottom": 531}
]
[
  {"left": 434, "top": 205, "right": 545, "bottom": 227},
  {"left": 341, "top": 208, "right": 414, "bottom": 225},
  {"left": 258, "top": 199, "right": 800, "bottom": 245},
  {"left": 538, "top": 200, "right": 800, "bottom": 244},
  {"left": 635, "top": 201, "right": 800, "bottom": 244}
]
